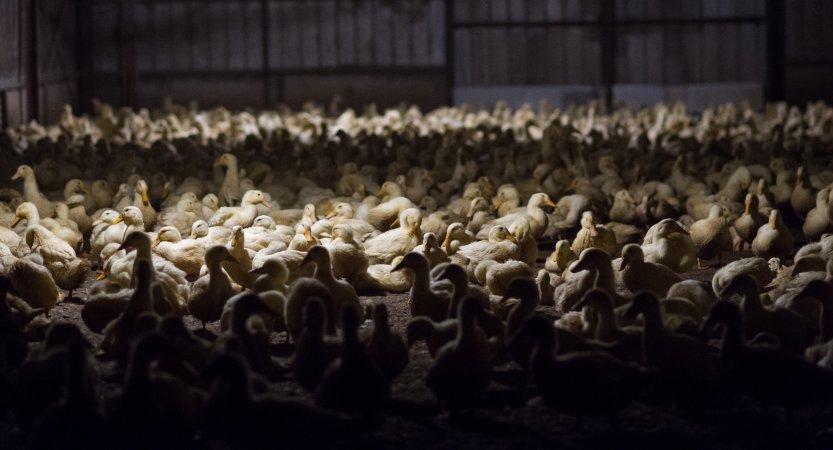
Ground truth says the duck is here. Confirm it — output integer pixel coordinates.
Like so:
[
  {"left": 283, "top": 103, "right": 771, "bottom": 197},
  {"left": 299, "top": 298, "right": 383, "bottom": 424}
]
[
  {"left": 711, "top": 256, "right": 775, "bottom": 296},
  {"left": 325, "top": 224, "right": 369, "bottom": 279},
  {"left": 515, "top": 315, "right": 645, "bottom": 421},
  {"left": 222, "top": 226, "right": 255, "bottom": 289},
  {"left": 90, "top": 210, "right": 127, "bottom": 262},
  {"left": 8, "top": 253, "right": 61, "bottom": 313},
  {"left": 157, "top": 197, "right": 201, "bottom": 237},
  {"left": 751, "top": 209, "right": 794, "bottom": 260},
  {"left": 11, "top": 165, "right": 54, "bottom": 218},
  {"left": 301, "top": 245, "right": 365, "bottom": 324},
  {"left": 457, "top": 225, "right": 519, "bottom": 271},
  {"left": 133, "top": 179, "right": 157, "bottom": 230},
  {"left": 352, "top": 255, "right": 413, "bottom": 294},
  {"left": 719, "top": 273, "right": 815, "bottom": 353},
  {"left": 283, "top": 278, "right": 335, "bottom": 342},
  {"left": 574, "top": 288, "right": 644, "bottom": 363},
  {"left": 509, "top": 217, "right": 538, "bottom": 267},
  {"left": 293, "top": 299, "right": 341, "bottom": 392},
  {"left": 412, "top": 232, "right": 449, "bottom": 269},
  {"left": 624, "top": 291, "right": 719, "bottom": 406},
  {"left": 366, "top": 191, "right": 415, "bottom": 231},
  {"left": 425, "top": 296, "right": 493, "bottom": 407},
  {"left": 619, "top": 243, "right": 682, "bottom": 298},
  {"left": 41, "top": 203, "right": 83, "bottom": 251},
  {"left": 640, "top": 219, "right": 696, "bottom": 273},
  {"left": 188, "top": 245, "right": 239, "bottom": 327},
  {"left": 571, "top": 211, "right": 618, "bottom": 257},
  {"left": 100, "top": 259, "right": 157, "bottom": 359},
  {"left": 689, "top": 204, "right": 731, "bottom": 267},
  {"left": 790, "top": 166, "right": 815, "bottom": 218},
  {"left": 441, "top": 222, "right": 475, "bottom": 256},
  {"left": 325, "top": 202, "right": 376, "bottom": 240},
  {"left": 477, "top": 192, "right": 556, "bottom": 240},
  {"left": 208, "top": 190, "right": 270, "bottom": 228},
  {"left": 114, "top": 206, "right": 145, "bottom": 243},
  {"left": 151, "top": 226, "right": 205, "bottom": 278},
  {"left": 363, "top": 207, "right": 422, "bottom": 264},
  {"left": 12, "top": 202, "right": 89, "bottom": 297},
  {"left": 804, "top": 187, "right": 833, "bottom": 240},
  {"left": 364, "top": 303, "right": 409, "bottom": 383},
  {"left": 214, "top": 152, "right": 241, "bottom": 206},
  {"left": 732, "top": 193, "right": 767, "bottom": 250},
  {"left": 702, "top": 301, "right": 833, "bottom": 408},
  {"left": 315, "top": 306, "right": 388, "bottom": 415},
  {"left": 545, "top": 240, "right": 577, "bottom": 274},
  {"left": 202, "top": 352, "right": 362, "bottom": 449},
  {"left": 392, "top": 252, "right": 451, "bottom": 321},
  {"left": 473, "top": 259, "right": 534, "bottom": 296}
]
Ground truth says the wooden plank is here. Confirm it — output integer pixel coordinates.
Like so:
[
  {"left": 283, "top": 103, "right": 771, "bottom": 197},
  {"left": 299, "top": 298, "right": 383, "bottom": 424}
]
[
  {"left": 355, "top": 0, "right": 373, "bottom": 65},
  {"left": 410, "top": 0, "right": 430, "bottom": 65},
  {"left": 319, "top": 0, "right": 337, "bottom": 67},
  {"left": 469, "top": 0, "right": 487, "bottom": 22},
  {"left": 488, "top": 27, "right": 509, "bottom": 84},
  {"left": 455, "top": 29, "right": 471, "bottom": 85},
  {"left": 391, "top": 2, "right": 410, "bottom": 65},
  {"left": 298, "top": 1, "right": 319, "bottom": 68},
  {"left": 428, "top": 0, "right": 445, "bottom": 66},
  {"left": 526, "top": 26, "right": 547, "bottom": 84},
  {"left": 545, "top": 0, "right": 562, "bottom": 20},
  {"left": 644, "top": 26, "right": 663, "bottom": 83},
  {"left": 191, "top": 0, "right": 210, "bottom": 70},
  {"left": 490, "top": 0, "right": 508, "bottom": 21},
  {"left": 373, "top": 1, "right": 392, "bottom": 66},
  {"left": 336, "top": 0, "right": 355, "bottom": 65},
  {"left": 508, "top": 0, "right": 526, "bottom": 21},
  {"left": 662, "top": 26, "right": 684, "bottom": 83},
  {"left": 546, "top": 26, "right": 564, "bottom": 84},
  {"left": 583, "top": 27, "right": 601, "bottom": 84},
  {"left": 564, "top": 25, "right": 582, "bottom": 83},
  {"left": 564, "top": 0, "right": 580, "bottom": 20},
  {"left": 170, "top": 2, "right": 188, "bottom": 71}
]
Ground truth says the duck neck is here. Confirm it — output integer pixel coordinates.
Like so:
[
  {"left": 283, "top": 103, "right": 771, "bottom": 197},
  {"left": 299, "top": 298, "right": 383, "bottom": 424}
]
[
  {"left": 594, "top": 303, "right": 620, "bottom": 341},
  {"left": 313, "top": 258, "right": 336, "bottom": 284},
  {"left": 718, "top": 319, "right": 744, "bottom": 360},
  {"left": 22, "top": 174, "right": 40, "bottom": 200},
  {"left": 821, "top": 297, "right": 833, "bottom": 342},
  {"left": 409, "top": 261, "right": 432, "bottom": 298}
]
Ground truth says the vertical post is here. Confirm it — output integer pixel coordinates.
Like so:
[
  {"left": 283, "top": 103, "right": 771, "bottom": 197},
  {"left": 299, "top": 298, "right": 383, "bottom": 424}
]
[
  {"left": 600, "top": 0, "right": 616, "bottom": 108},
  {"left": 25, "top": 0, "right": 39, "bottom": 122},
  {"left": 117, "top": 0, "right": 137, "bottom": 108},
  {"left": 76, "top": 0, "right": 93, "bottom": 115},
  {"left": 444, "top": 0, "right": 454, "bottom": 105},
  {"left": 261, "top": 0, "right": 271, "bottom": 107},
  {"left": 765, "top": 0, "right": 785, "bottom": 102}
]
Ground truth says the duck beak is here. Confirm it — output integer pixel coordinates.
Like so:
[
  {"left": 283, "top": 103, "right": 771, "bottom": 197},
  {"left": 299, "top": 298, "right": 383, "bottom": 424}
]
[
  {"left": 375, "top": 188, "right": 385, "bottom": 197},
  {"left": 151, "top": 238, "right": 161, "bottom": 249},
  {"left": 506, "top": 234, "right": 517, "bottom": 243},
  {"left": 11, "top": 169, "right": 22, "bottom": 180},
  {"left": 225, "top": 254, "right": 238, "bottom": 263},
  {"left": 619, "top": 259, "right": 629, "bottom": 271},
  {"left": 249, "top": 267, "right": 263, "bottom": 275},
  {"left": 141, "top": 190, "right": 150, "bottom": 207},
  {"left": 441, "top": 233, "right": 452, "bottom": 249},
  {"left": 81, "top": 183, "right": 91, "bottom": 194},
  {"left": 304, "top": 228, "right": 314, "bottom": 242},
  {"left": 494, "top": 198, "right": 504, "bottom": 210},
  {"left": 113, "top": 214, "right": 124, "bottom": 224},
  {"left": 545, "top": 197, "right": 557, "bottom": 208},
  {"left": 117, "top": 241, "right": 129, "bottom": 251},
  {"left": 300, "top": 253, "right": 312, "bottom": 266},
  {"left": 96, "top": 271, "right": 106, "bottom": 281},
  {"left": 260, "top": 199, "right": 270, "bottom": 206},
  {"left": 325, "top": 210, "right": 336, "bottom": 219},
  {"left": 213, "top": 157, "right": 223, "bottom": 166},
  {"left": 390, "top": 218, "right": 401, "bottom": 229},
  {"left": 391, "top": 261, "right": 405, "bottom": 273},
  {"left": 10, "top": 216, "right": 22, "bottom": 228}
]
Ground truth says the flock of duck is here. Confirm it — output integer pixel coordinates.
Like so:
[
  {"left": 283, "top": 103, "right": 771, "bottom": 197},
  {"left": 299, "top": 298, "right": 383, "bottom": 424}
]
[{"left": 1, "top": 99, "right": 833, "bottom": 446}]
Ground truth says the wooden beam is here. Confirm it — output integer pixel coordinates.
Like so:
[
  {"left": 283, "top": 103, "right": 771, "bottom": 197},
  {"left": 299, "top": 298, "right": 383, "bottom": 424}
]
[
  {"left": 25, "top": 0, "right": 39, "bottom": 121},
  {"left": 765, "top": 0, "right": 785, "bottom": 102}
]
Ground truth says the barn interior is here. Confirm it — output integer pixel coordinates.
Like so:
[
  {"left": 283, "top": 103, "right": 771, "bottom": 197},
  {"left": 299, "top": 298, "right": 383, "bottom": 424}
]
[{"left": 3, "top": 1, "right": 833, "bottom": 449}]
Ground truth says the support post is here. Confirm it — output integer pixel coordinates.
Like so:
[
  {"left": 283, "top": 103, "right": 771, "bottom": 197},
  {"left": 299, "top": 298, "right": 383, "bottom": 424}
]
[{"left": 765, "top": 0, "right": 785, "bottom": 102}]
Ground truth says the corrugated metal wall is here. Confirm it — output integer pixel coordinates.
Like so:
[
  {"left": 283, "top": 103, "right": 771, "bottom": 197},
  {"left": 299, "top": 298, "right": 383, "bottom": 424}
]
[
  {"left": 0, "top": 0, "right": 78, "bottom": 127},
  {"left": 2, "top": 0, "right": 833, "bottom": 126}
]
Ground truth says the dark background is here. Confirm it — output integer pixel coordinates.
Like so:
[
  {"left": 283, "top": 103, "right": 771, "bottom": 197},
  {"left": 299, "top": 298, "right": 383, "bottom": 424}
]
[{"left": 1, "top": 0, "right": 831, "bottom": 126}]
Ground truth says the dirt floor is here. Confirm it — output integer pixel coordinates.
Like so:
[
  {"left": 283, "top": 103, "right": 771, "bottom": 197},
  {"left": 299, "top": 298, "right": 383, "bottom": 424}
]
[{"left": 8, "top": 243, "right": 833, "bottom": 450}]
